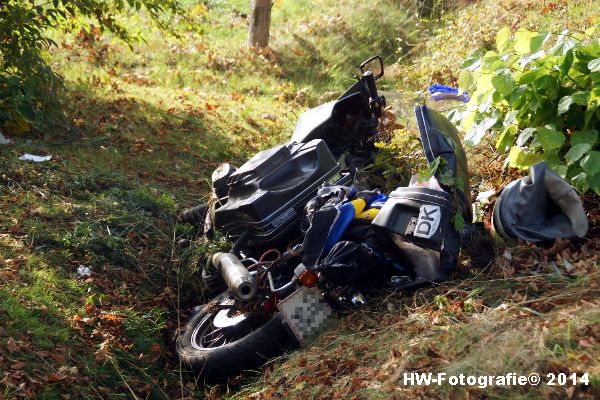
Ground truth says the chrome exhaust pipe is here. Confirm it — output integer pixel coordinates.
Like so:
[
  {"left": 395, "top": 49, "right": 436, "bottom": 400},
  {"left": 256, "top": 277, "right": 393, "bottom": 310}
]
[{"left": 211, "top": 253, "right": 257, "bottom": 301}]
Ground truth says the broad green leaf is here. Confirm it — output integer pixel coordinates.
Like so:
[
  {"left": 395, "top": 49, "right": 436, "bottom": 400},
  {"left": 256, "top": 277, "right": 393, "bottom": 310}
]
[
  {"left": 475, "top": 73, "right": 494, "bottom": 92},
  {"left": 496, "top": 27, "right": 511, "bottom": 52},
  {"left": 572, "top": 57, "right": 593, "bottom": 74},
  {"left": 571, "top": 129, "right": 599, "bottom": 147},
  {"left": 461, "top": 109, "right": 477, "bottom": 132},
  {"left": 503, "top": 110, "right": 518, "bottom": 127},
  {"left": 546, "top": 154, "right": 568, "bottom": 178},
  {"left": 572, "top": 91, "right": 590, "bottom": 105},
  {"left": 587, "top": 72, "right": 599, "bottom": 84},
  {"left": 584, "top": 25, "right": 597, "bottom": 37},
  {"left": 519, "top": 50, "right": 546, "bottom": 68},
  {"left": 532, "top": 74, "right": 559, "bottom": 100},
  {"left": 477, "top": 93, "right": 493, "bottom": 113},
  {"left": 514, "top": 29, "right": 547, "bottom": 55},
  {"left": 588, "top": 58, "right": 600, "bottom": 72},
  {"left": 519, "top": 70, "right": 542, "bottom": 84},
  {"left": 458, "top": 70, "right": 475, "bottom": 92},
  {"left": 537, "top": 127, "right": 565, "bottom": 151},
  {"left": 532, "top": 74, "right": 554, "bottom": 91},
  {"left": 508, "top": 146, "right": 542, "bottom": 169},
  {"left": 550, "top": 30, "right": 574, "bottom": 55},
  {"left": 559, "top": 50, "right": 574, "bottom": 77},
  {"left": 571, "top": 172, "right": 589, "bottom": 193},
  {"left": 528, "top": 96, "right": 542, "bottom": 113},
  {"left": 585, "top": 106, "right": 597, "bottom": 130},
  {"left": 514, "top": 29, "right": 535, "bottom": 54},
  {"left": 557, "top": 95, "right": 573, "bottom": 115},
  {"left": 418, "top": 157, "right": 442, "bottom": 181},
  {"left": 576, "top": 49, "right": 595, "bottom": 63},
  {"left": 429, "top": 156, "right": 442, "bottom": 174},
  {"left": 590, "top": 87, "right": 600, "bottom": 107},
  {"left": 461, "top": 51, "right": 483, "bottom": 71},
  {"left": 491, "top": 73, "right": 516, "bottom": 96},
  {"left": 509, "top": 87, "right": 530, "bottom": 110},
  {"left": 565, "top": 143, "right": 592, "bottom": 165},
  {"left": 532, "top": 32, "right": 551, "bottom": 53},
  {"left": 536, "top": 99, "right": 560, "bottom": 126},
  {"left": 516, "top": 127, "right": 536, "bottom": 146},
  {"left": 481, "top": 51, "right": 503, "bottom": 73},
  {"left": 567, "top": 164, "right": 585, "bottom": 181},
  {"left": 464, "top": 111, "right": 500, "bottom": 145},
  {"left": 589, "top": 173, "right": 600, "bottom": 196},
  {"left": 492, "top": 90, "right": 504, "bottom": 104},
  {"left": 439, "top": 169, "right": 455, "bottom": 186},
  {"left": 581, "top": 151, "right": 600, "bottom": 176},
  {"left": 495, "top": 125, "right": 517, "bottom": 152}
]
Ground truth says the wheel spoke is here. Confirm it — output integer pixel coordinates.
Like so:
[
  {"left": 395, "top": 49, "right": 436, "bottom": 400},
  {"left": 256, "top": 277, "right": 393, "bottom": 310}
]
[
  {"left": 204, "top": 326, "right": 223, "bottom": 339},
  {"left": 206, "top": 333, "right": 225, "bottom": 347}
]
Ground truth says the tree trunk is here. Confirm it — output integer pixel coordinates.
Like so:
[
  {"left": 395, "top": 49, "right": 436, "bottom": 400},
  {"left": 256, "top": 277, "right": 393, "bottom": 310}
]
[{"left": 248, "top": 0, "right": 272, "bottom": 48}]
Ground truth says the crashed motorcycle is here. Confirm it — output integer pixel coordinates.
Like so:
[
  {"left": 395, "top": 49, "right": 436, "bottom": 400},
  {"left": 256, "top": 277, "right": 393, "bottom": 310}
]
[{"left": 176, "top": 56, "right": 473, "bottom": 379}]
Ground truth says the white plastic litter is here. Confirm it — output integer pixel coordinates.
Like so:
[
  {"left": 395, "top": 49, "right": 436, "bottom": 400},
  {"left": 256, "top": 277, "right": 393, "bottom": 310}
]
[
  {"left": 0, "top": 132, "right": 11, "bottom": 145},
  {"left": 19, "top": 154, "right": 52, "bottom": 162},
  {"left": 476, "top": 189, "right": 497, "bottom": 203},
  {"left": 77, "top": 265, "right": 92, "bottom": 278}
]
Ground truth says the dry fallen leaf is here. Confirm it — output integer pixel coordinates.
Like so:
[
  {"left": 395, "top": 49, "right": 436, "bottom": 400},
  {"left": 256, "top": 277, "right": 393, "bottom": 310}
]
[
  {"left": 11, "top": 360, "right": 26, "bottom": 369},
  {"left": 579, "top": 353, "right": 592, "bottom": 363},
  {"left": 6, "top": 337, "right": 18, "bottom": 353},
  {"left": 349, "top": 377, "right": 364, "bottom": 393},
  {"left": 46, "top": 372, "right": 66, "bottom": 383},
  {"left": 298, "top": 356, "right": 307, "bottom": 367}
]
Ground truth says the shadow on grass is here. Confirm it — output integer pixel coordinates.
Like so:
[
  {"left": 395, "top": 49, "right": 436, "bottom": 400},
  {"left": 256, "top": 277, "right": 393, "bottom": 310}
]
[
  {"left": 272, "top": 1, "right": 417, "bottom": 93},
  {"left": 31, "top": 80, "right": 245, "bottom": 205}
]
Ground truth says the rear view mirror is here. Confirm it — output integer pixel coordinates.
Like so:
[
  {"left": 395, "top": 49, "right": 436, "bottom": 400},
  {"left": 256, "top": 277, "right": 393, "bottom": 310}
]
[{"left": 360, "top": 55, "right": 384, "bottom": 80}]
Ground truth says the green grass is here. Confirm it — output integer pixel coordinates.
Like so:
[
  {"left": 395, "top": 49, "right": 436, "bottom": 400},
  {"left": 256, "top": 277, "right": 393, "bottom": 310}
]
[
  {"left": 236, "top": 271, "right": 600, "bottom": 399},
  {"left": 1, "top": 0, "right": 599, "bottom": 398}
]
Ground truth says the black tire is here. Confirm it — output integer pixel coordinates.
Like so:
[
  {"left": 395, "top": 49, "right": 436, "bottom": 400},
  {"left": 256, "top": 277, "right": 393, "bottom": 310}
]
[
  {"left": 178, "top": 203, "right": 209, "bottom": 226},
  {"left": 176, "top": 292, "right": 297, "bottom": 380},
  {"left": 212, "top": 163, "right": 236, "bottom": 200}
]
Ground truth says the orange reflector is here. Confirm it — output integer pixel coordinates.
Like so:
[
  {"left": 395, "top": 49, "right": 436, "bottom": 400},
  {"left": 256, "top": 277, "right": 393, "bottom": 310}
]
[{"left": 297, "top": 268, "right": 319, "bottom": 288}]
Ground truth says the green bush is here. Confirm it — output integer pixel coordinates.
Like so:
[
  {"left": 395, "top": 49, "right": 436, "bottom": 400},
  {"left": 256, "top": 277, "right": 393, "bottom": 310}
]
[
  {"left": 458, "top": 24, "right": 600, "bottom": 194},
  {"left": 0, "top": 0, "right": 198, "bottom": 135},
  {"left": 0, "top": 1, "right": 62, "bottom": 134}
]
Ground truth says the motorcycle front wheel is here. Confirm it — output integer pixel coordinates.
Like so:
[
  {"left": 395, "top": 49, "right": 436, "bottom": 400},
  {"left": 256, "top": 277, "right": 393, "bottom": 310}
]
[{"left": 176, "top": 292, "right": 296, "bottom": 380}]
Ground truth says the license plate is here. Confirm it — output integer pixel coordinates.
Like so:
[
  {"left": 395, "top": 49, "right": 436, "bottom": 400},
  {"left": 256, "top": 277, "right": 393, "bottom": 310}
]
[{"left": 278, "top": 286, "right": 335, "bottom": 346}]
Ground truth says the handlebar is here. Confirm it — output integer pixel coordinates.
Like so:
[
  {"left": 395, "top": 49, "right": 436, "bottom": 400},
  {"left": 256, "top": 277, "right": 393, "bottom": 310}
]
[
  {"left": 360, "top": 71, "right": 385, "bottom": 118},
  {"left": 363, "top": 71, "right": 378, "bottom": 99}
]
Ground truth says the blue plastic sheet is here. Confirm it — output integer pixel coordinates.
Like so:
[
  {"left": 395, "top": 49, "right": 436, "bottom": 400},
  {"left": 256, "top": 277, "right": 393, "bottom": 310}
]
[{"left": 428, "top": 84, "right": 470, "bottom": 103}]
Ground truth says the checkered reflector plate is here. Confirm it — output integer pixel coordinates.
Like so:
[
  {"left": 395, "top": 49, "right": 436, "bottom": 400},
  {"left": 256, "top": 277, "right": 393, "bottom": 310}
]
[{"left": 278, "top": 286, "right": 335, "bottom": 346}]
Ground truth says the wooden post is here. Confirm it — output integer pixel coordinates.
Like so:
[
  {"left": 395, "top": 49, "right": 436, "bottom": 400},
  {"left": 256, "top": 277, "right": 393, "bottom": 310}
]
[{"left": 248, "top": 0, "right": 272, "bottom": 49}]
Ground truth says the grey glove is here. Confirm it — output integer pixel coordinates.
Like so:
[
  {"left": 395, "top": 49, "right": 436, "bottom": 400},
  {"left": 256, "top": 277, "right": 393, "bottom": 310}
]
[{"left": 492, "top": 162, "right": 588, "bottom": 243}]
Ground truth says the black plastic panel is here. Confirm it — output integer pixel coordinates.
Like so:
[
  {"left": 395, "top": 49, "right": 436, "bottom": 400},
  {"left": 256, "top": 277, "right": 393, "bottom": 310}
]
[{"left": 214, "top": 139, "right": 342, "bottom": 246}]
